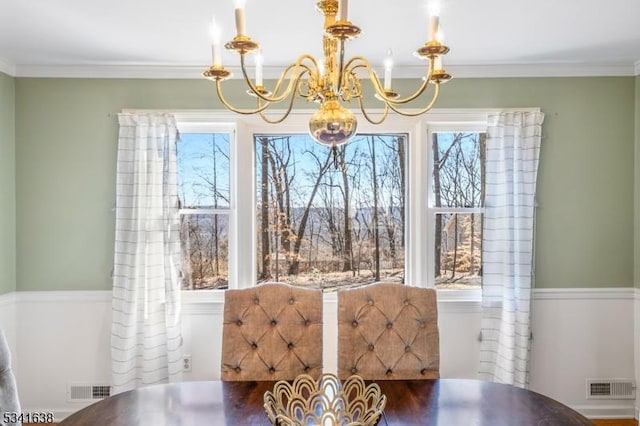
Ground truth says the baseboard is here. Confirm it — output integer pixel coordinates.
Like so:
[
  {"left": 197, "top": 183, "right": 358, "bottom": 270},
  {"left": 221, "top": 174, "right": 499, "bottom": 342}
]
[{"left": 572, "top": 404, "right": 637, "bottom": 419}]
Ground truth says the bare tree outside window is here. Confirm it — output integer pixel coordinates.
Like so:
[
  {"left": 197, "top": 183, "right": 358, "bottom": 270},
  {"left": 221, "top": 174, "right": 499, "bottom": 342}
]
[
  {"left": 177, "top": 132, "right": 230, "bottom": 290},
  {"left": 432, "top": 132, "right": 485, "bottom": 289},
  {"left": 256, "top": 134, "right": 407, "bottom": 291}
]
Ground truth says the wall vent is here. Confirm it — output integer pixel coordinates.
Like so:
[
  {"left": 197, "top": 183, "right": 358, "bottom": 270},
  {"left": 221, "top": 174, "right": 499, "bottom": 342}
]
[
  {"left": 68, "top": 383, "right": 111, "bottom": 402},
  {"left": 586, "top": 379, "right": 635, "bottom": 399}
]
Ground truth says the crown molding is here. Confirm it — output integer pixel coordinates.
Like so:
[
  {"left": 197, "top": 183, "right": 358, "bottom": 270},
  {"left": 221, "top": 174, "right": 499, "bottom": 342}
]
[
  {"left": 14, "top": 64, "right": 207, "bottom": 79},
  {"left": 445, "top": 62, "right": 635, "bottom": 78},
  {"left": 11, "top": 61, "right": 638, "bottom": 79},
  {"left": 0, "top": 57, "right": 16, "bottom": 77}
]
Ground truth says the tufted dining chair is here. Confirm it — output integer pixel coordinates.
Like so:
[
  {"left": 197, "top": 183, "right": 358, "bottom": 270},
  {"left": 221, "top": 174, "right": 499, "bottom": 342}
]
[
  {"left": 337, "top": 282, "right": 440, "bottom": 380},
  {"left": 221, "top": 282, "right": 323, "bottom": 381},
  {"left": 0, "top": 330, "right": 20, "bottom": 426}
]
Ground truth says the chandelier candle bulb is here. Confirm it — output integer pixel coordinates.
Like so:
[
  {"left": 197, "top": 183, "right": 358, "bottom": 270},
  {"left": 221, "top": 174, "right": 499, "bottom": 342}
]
[
  {"left": 384, "top": 49, "right": 393, "bottom": 90},
  {"left": 339, "top": 0, "right": 349, "bottom": 21},
  {"left": 233, "top": 0, "right": 247, "bottom": 36}
]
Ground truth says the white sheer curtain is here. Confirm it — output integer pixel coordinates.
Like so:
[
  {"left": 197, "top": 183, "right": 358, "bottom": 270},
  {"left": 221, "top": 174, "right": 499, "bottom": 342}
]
[
  {"left": 478, "top": 111, "right": 544, "bottom": 388},
  {"left": 111, "top": 112, "right": 182, "bottom": 394}
]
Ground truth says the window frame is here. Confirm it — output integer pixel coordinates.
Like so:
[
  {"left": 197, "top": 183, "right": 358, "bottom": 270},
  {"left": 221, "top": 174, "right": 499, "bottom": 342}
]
[
  {"left": 425, "top": 120, "right": 487, "bottom": 301},
  {"left": 169, "top": 109, "right": 538, "bottom": 302}
]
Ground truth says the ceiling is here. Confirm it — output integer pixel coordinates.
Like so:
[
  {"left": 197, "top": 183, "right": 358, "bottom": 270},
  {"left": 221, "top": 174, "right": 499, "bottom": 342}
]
[{"left": 1, "top": 0, "right": 639, "bottom": 78}]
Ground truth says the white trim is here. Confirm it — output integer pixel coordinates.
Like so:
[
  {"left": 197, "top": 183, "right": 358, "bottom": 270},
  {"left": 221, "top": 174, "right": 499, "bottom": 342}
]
[
  {"left": 15, "top": 64, "right": 207, "bottom": 79},
  {"left": 11, "top": 62, "right": 638, "bottom": 79},
  {"left": 6, "top": 287, "right": 633, "bottom": 303},
  {"left": 635, "top": 60, "right": 640, "bottom": 76},
  {"left": 532, "top": 287, "right": 635, "bottom": 300},
  {"left": 571, "top": 404, "right": 636, "bottom": 419},
  {"left": 445, "top": 63, "right": 636, "bottom": 78},
  {"left": 0, "top": 57, "right": 16, "bottom": 77},
  {"left": 0, "top": 291, "right": 16, "bottom": 307},
  {"left": 14, "top": 290, "right": 111, "bottom": 303}
]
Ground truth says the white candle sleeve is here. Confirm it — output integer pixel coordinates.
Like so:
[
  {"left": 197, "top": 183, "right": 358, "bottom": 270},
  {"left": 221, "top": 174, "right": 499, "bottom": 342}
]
[
  {"left": 339, "top": 0, "right": 349, "bottom": 21},
  {"left": 428, "top": 15, "right": 439, "bottom": 41},
  {"left": 212, "top": 45, "right": 222, "bottom": 67},
  {"left": 434, "top": 56, "right": 442, "bottom": 70},
  {"left": 384, "top": 51, "right": 393, "bottom": 90},
  {"left": 235, "top": 8, "right": 246, "bottom": 36},
  {"left": 255, "top": 54, "right": 263, "bottom": 86}
]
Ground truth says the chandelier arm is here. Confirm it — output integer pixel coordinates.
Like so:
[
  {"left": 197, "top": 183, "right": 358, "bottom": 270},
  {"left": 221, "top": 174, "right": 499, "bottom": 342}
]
[
  {"left": 384, "top": 82, "right": 442, "bottom": 117},
  {"left": 258, "top": 72, "right": 307, "bottom": 124},
  {"left": 239, "top": 53, "right": 320, "bottom": 103},
  {"left": 345, "top": 56, "right": 434, "bottom": 105},
  {"left": 214, "top": 78, "right": 271, "bottom": 115},
  {"left": 357, "top": 96, "right": 390, "bottom": 125}
]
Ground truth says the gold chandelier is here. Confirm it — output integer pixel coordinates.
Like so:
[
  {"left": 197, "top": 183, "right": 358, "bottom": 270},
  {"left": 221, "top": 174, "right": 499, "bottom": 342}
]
[{"left": 203, "top": 0, "right": 451, "bottom": 147}]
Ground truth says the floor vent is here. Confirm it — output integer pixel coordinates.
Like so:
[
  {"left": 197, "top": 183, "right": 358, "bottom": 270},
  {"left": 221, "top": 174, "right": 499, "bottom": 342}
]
[
  {"left": 68, "top": 384, "right": 112, "bottom": 402},
  {"left": 586, "top": 379, "right": 635, "bottom": 399}
]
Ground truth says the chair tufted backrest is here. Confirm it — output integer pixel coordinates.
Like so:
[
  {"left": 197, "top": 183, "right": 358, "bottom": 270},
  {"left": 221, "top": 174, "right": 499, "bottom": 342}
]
[
  {"left": 337, "top": 282, "right": 439, "bottom": 380},
  {"left": 0, "top": 330, "right": 21, "bottom": 426},
  {"left": 221, "top": 282, "right": 323, "bottom": 381}
]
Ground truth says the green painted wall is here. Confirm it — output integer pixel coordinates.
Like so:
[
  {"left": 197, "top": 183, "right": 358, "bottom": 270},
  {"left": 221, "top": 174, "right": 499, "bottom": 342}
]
[
  {"left": 14, "top": 76, "right": 635, "bottom": 291},
  {"left": 0, "top": 72, "right": 15, "bottom": 295}
]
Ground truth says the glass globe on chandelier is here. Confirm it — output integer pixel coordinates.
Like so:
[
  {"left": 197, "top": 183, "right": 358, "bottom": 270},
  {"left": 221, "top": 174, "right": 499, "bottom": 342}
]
[{"left": 203, "top": 0, "right": 451, "bottom": 147}]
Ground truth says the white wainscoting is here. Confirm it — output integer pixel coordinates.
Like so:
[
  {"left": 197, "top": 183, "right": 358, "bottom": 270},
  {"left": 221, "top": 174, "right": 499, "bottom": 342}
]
[{"left": 4, "top": 288, "right": 637, "bottom": 420}]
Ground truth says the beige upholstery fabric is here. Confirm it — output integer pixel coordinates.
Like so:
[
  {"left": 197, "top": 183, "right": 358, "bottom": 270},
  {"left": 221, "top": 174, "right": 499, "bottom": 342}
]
[
  {"left": 338, "top": 283, "right": 440, "bottom": 380},
  {"left": 221, "top": 282, "right": 323, "bottom": 381}
]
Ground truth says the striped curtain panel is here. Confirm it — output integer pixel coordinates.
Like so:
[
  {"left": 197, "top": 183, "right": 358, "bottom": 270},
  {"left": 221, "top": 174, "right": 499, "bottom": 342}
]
[
  {"left": 111, "top": 113, "right": 182, "bottom": 394},
  {"left": 478, "top": 111, "right": 544, "bottom": 388}
]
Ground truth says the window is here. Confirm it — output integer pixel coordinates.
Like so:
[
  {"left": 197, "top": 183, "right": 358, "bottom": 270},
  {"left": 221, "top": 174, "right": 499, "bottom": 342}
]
[
  {"left": 177, "top": 130, "right": 232, "bottom": 290},
  {"left": 427, "top": 128, "right": 486, "bottom": 290},
  {"left": 171, "top": 110, "right": 491, "bottom": 294},
  {"left": 255, "top": 133, "right": 407, "bottom": 291}
]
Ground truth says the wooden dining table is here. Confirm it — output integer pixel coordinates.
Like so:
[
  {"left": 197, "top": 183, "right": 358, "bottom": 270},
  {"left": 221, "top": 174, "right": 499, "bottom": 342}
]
[{"left": 59, "top": 378, "right": 593, "bottom": 425}]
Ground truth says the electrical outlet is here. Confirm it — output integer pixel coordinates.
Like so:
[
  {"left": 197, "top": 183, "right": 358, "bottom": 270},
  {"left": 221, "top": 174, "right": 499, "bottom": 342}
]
[{"left": 183, "top": 355, "right": 192, "bottom": 372}]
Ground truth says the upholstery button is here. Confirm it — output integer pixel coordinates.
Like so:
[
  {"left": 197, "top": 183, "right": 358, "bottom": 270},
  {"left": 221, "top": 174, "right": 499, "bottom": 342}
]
[
  {"left": 269, "top": 367, "right": 275, "bottom": 374},
  {"left": 251, "top": 343, "right": 258, "bottom": 350},
  {"left": 367, "top": 299, "right": 374, "bottom": 305},
  {"left": 405, "top": 345, "right": 411, "bottom": 352},
  {"left": 420, "top": 321, "right": 426, "bottom": 328},
  {"left": 368, "top": 344, "right": 374, "bottom": 351},
  {"left": 351, "top": 367, "right": 358, "bottom": 374},
  {"left": 421, "top": 368, "right": 427, "bottom": 375},
  {"left": 289, "top": 297, "right": 295, "bottom": 305},
  {"left": 386, "top": 369, "right": 393, "bottom": 375},
  {"left": 236, "top": 319, "right": 243, "bottom": 326},
  {"left": 304, "top": 319, "right": 311, "bottom": 326},
  {"left": 304, "top": 365, "right": 310, "bottom": 372},
  {"left": 404, "top": 299, "right": 410, "bottom": 306},
  {"left": 270, "top": 319, "right": 277, "bottom": 326},
  {"left": 351, "top": 320, "right": 358, "bottom": 327},
  {"left": 288, "top": 342, "right": 294, "bottom": 349},
  {"left": 235, "top": 366, "right": 241, "bottom": 373},
  {"left": 253, "top": 297, "right": 260, "bottom": 305},
  {"left": 386, "top": 322, "right": 393, "bottom": 329}
]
